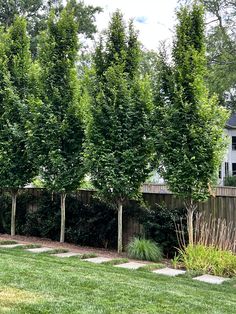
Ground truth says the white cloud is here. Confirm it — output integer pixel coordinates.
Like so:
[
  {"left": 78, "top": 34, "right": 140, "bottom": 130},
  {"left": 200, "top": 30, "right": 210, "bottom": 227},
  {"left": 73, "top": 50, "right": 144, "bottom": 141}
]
[{"left": 83, "top": 0, "right": 179, "bottom": 50}]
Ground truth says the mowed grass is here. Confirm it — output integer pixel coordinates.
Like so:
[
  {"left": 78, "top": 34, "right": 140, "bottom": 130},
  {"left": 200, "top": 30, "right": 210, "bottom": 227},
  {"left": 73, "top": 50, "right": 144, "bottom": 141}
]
[{"left": 0, "top": 248, "right": 235, "bottom": 313}]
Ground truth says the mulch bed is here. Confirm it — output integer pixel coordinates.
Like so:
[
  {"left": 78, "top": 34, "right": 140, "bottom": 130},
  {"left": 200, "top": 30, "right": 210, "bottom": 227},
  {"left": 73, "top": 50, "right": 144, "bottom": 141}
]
[
  {"left": 0, "top": 233, "right": 125, "bottom": 258},
  {"left": 0, "top": 233, "right": 172, "bottom": 266}
]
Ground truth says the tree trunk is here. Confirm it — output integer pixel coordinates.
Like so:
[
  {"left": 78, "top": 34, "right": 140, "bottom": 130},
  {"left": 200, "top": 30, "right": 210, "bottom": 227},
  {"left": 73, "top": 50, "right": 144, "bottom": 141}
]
[
  {"left": 60, "top": 192, "right": 67, "bottom": 243},
  {"left": 117, "top": 201, "right": 123, "bottom": 253},
  {"left": 11, "top": 190, "right": 18, "bottom": 236},
  {"left": 184, "top": 199, "right": 197, "bottom": 246}
]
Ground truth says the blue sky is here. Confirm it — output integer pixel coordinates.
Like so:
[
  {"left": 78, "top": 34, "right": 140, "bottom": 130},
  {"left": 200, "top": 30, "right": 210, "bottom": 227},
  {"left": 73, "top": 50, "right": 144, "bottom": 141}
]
[{"left": 83, "top": 0, "right": 179, "bottom": 50}]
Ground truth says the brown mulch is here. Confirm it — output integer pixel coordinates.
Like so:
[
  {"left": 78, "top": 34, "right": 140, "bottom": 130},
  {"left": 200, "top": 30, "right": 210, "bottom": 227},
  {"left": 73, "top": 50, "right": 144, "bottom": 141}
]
[{"left": 0, "top": 233, "right": 125, "bottom": 258}]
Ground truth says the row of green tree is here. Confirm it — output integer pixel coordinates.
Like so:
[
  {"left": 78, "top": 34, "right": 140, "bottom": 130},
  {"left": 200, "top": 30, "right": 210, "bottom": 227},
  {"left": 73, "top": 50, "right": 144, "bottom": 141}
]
[{"left": 0, "top": 1, "right": 228, "bottom": 252}]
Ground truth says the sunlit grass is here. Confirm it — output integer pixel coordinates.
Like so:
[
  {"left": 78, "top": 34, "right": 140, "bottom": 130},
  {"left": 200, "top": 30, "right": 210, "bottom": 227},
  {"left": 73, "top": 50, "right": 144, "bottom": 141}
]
[
  {"left": 0, "top": 247, "right": 235, "bottom": 313},
  {"left": 0, "top": 286, "right": 41, "bottom": 312}
]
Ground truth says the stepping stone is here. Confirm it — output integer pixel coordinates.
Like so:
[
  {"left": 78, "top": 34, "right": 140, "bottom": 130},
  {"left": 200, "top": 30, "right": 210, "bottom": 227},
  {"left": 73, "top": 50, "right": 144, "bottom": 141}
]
[
  {"left": 0, "top": 244, "right": 24, "bottom": 249},
  {"left": 115, "top": 262, "right": 146, "bottom": 269},
  {"left": 83, "top": 257, "right": 112, "bottom": 264},
  {"left": 53, "top": 252, "right": 81, "bottom": 258},
  {"left": 193, "top": 274, "right": 230, "bottom": 285},
  {"left": 26, "top": 247, "right": 54, "bottom": 253},
  {"left": 153, "top": 267, "right": 186, "bottom": 277}
]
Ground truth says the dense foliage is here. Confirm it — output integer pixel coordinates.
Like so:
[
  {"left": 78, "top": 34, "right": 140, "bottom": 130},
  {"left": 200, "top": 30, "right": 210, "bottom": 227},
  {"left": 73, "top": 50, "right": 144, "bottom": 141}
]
[
  {"left": 0, "top": 18, "right": 35, "bottom": 190},
  {"left": 87, "top": 11, "right": 153, "bottom": 202},
  {"left": 32, "top": 7, "right": 85, "bottom": 193},
  {"left": 141, "top": 204, "right": 187, "bottom": 257}
]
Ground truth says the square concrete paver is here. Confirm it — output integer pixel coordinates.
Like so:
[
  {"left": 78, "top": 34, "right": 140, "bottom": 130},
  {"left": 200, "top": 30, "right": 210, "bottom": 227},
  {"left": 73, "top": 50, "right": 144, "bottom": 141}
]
[
  {"left": 193, "top": 274, "right": 230, "bottom": 285},
  {"left": 26, "top": 247, "right": 54, "bottom": 253},
  {"left": 153, "top": 267, "right": 186, "bottom": 276},
  {"left": 0, "top": 244, "right": 24, "bottom": 249},
  {"left": 53, "top": 252, "right": 81, "bottom": 258},
  {"left": 82, "top": 257, "right": 113, "bottom": 264},
  {"left": 115, "top": 262, "right": 146, "bottom": 269}
]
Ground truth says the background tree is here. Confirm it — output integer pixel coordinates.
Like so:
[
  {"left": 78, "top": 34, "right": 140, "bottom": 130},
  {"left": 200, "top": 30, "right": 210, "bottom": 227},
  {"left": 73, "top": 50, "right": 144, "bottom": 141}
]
[
  {"left": 155, "top": 4, "right": 228, "bottom": 244},
  {"left": 205, "top": 0, "right": 236, "bottom": 110},
  {"left": 86, "top": 11, "right": 153, "bottom": 253},
  {"left": 140, "top": 49, "right": 162, "bottom": 102},
  {"left": 0, "top": 17, "right": 36, "bottom": 236},
  {"left": 179, "top": 0, "right": 236, "bottom": 110},
  {"left": 0, "top": 0, "right": 102, "bottom": 57},
  {"left": 30, "top": 6, "right": 85, "bottom": 243}
]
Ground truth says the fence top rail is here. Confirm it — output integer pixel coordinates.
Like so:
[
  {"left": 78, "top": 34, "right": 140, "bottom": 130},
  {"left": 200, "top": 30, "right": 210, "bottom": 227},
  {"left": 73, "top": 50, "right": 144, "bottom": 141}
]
[{"left": 142, "top": 184, "right": 236, "bottom": 197}]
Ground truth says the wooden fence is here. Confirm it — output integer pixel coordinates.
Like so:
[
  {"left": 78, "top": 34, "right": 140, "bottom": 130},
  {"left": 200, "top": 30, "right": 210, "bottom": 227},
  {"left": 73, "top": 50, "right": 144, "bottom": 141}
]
[
  {"left": 1, "top": 185, "right": 236, "bottom": 243},
  {"left": 4, "top": 185, "right": 236, "bottom": 228}
]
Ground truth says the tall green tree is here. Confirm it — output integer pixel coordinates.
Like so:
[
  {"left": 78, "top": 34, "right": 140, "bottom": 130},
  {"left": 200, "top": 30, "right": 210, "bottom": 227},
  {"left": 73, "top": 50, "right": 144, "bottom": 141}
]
[
  {"left": 0, "top": 18, "right": 36, "bottom": 236},
  {"left": 86, "top": 11, "right": 153, "bottom": 253},
  {"left": 155, "top": 4, "right": 228, "bottom": 244},
  {"left": 30, "top": 6, "right": 85, "bottom": 243}
]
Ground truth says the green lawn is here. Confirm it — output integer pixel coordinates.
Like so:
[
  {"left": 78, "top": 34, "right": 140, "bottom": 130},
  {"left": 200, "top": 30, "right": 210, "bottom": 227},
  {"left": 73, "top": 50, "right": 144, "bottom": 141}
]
[{"left": 0, "top": 248, "right": 235, "bottom": 313}]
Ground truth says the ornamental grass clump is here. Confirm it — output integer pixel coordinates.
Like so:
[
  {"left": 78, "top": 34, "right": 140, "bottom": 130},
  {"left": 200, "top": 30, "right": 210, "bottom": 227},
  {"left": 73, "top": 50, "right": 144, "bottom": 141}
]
[
  {"left": 176, "top": 244, "right": 236, "bottom": 277},
  {"left": 127, "top": 238, "right": 162, "bottom": 262}
]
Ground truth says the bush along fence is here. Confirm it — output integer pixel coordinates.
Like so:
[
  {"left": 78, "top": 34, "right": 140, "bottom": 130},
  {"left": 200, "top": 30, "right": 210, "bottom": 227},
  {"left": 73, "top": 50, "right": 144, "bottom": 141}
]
[
  {"left": 0, "top": 185, "right": 235, "bottom": 256},
  {"left": 142, "top": 184, "right": 236, "bottom": 229}
]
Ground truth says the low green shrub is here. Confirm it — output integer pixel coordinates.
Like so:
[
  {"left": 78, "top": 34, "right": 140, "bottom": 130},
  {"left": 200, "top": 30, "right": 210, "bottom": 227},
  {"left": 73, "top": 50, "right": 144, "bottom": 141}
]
[
  {"left": 176, "top": 244, "right": 236, "bottom": 277},
  {"left": 127, "top": 237, "right": 162, "bottom": 262},
  {"left": 140, "top": 203, "right": 187, "bottom": 258}
]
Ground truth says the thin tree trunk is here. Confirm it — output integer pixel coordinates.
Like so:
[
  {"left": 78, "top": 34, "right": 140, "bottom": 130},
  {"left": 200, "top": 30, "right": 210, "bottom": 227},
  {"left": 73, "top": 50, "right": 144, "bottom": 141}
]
[
  {"left": 60, "top": 192, "right": 67, "bottom": 243},
  {"left": 187, "top": 208, "right": 194, "bottom": 246},
  {"left": 184, "top": 199, "right": 197, "bottom": 246},
  {"left": 11, "top": 190, "right": 18, "bottom": 236},
  {"left": 117, "top": 201, "right": 123, "bottom": 253}
]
